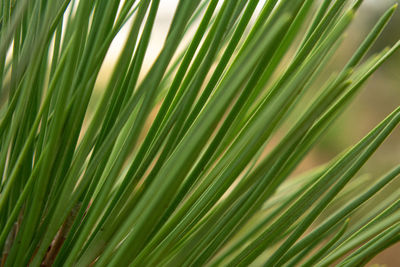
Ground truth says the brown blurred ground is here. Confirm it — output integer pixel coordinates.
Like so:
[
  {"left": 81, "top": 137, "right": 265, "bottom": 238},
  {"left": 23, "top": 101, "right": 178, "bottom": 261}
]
[{"left": 308, "top": 2, "right": 400, "bottom": 266}]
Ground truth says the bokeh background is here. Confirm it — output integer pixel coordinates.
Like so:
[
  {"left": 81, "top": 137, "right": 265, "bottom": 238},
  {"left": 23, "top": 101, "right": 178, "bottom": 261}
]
[
  {"left": 94, "top": 1, "right": 400, "bottom": 265},
  {"left": 308, "top": 3, "right": 400, "bottom": 264}
]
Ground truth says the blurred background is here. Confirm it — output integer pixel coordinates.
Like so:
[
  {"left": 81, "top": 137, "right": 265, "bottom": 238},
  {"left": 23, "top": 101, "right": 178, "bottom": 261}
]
[
  {"left": 94, "top": 1, "right": 400, "bottom": 265},
  {"left": 311, "top": 2, "right": 400, "bottom": 265}
]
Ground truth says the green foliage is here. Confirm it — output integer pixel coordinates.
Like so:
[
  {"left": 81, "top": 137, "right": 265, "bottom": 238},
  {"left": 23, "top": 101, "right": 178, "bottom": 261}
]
[{"left": 0, "top": 0, "right": 399, "bottom": 266}]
